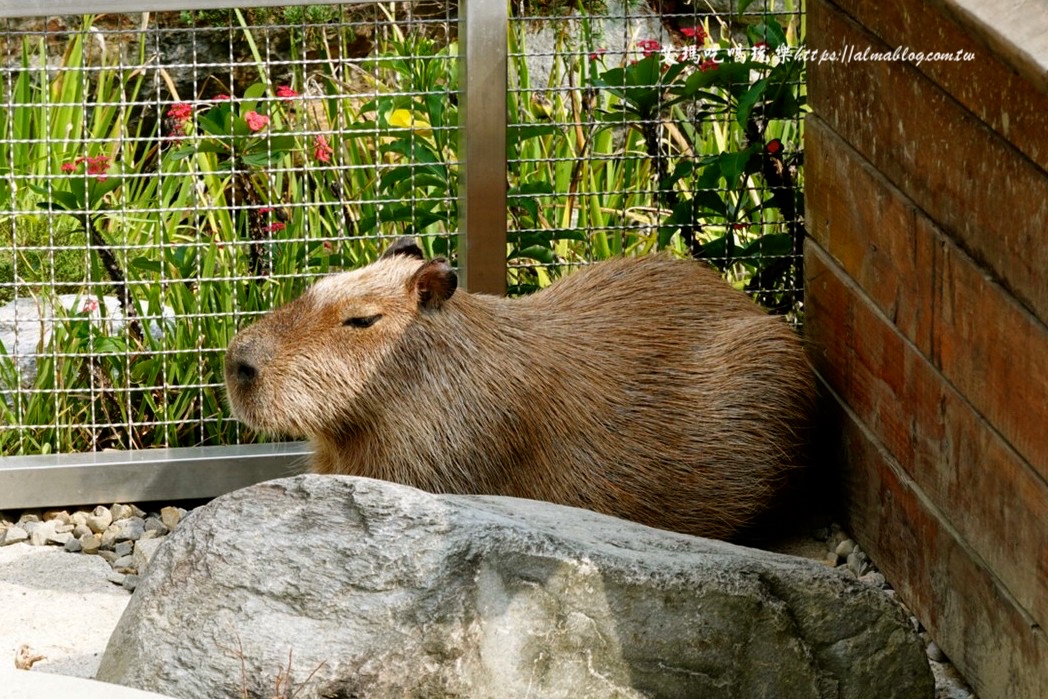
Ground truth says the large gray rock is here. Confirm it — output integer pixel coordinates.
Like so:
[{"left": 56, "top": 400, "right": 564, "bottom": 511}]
[{"left": 97, "top": 475, "right": 933, "bottom": 698}]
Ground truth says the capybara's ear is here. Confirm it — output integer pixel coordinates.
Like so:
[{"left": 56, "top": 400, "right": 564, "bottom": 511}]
[
  {"left": 410, "top": 258, "right": 458, "bottom": 310},
  {"left": 381, "top": 236, "right": 425, "bottom": 261}
]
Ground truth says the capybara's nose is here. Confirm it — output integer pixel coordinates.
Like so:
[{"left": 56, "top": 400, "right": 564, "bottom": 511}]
[
  {"left": 231, "top": 358, "right": 257, "bottom": 385},
  {"left": 225, "top": 335, "right": 269, "bottom": 389}
]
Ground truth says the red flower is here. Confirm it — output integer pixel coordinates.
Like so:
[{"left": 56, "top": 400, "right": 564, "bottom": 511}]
[
  {"left": 167, "top": 102, "right": 192, "bottom": 121},
  {"left": 264, "top": 222, "right": 286, "bottom": 233},
  {"left": 313, "top": 134, "right": 334, "bottom": 163},
  {"left": 680, "top": 26, "right": 706, "bottom": 43},
  {"left": 589, "top": 48, "right": 608, "bottom": 61},
  {"left": 766, "top": 139, "right": 784, "bottom": 155},
  {"left": 275, "top": 85, "right": 299, "bottom": 98},
  {"left": 699, "top": 59, "right": 719, "bottom": 72},
  {"left": 81, "top": 297, "right": 99, "bottom": 313},
  {"left": 213, "top": 94, "right": 231, "bottom": 101},
  {"left": 72, "top": 155, "right": 111, "bottom": 181},
  {"left": 244, "top": 111, "right": 270, "bottom": 132},
  {"left": 637, "top": 38, "right": 662, "bottom": 58}
]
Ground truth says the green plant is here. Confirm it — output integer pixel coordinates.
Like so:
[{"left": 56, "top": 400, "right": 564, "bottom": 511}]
[{"left": 504, "top": 8, "right": 807, "bottom": 309}]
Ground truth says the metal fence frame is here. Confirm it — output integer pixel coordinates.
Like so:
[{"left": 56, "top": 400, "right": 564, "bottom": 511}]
[{"left": 0, "top": 0, "right": 507, "bottom": 508}]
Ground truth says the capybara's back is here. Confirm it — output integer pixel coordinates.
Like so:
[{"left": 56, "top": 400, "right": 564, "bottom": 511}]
[{"left": 225, "top": 239, "right": 816, "bottom": 539}]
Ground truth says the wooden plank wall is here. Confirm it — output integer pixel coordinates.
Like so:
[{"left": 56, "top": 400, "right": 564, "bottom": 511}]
[{"left": 804, "top": 1, "right": 1048, "bottom": 697}]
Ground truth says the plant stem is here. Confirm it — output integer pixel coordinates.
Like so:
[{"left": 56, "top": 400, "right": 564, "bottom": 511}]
[{"left": 87, "top": 217, "right": 143, "bottom": 341}]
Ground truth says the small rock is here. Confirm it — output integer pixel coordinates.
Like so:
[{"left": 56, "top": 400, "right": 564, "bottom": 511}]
[
  {"left": 160, "top": 506, "right": 184, "bottom": 531},
  {"left": 824, "top": 551, "right": 839, "bottom": 567},
  {"left": 88, "top": 505, "right": 113, "bottom": 534},
  {"left": 98, "top": 550, "right": 119, "bottom": 564},
  {"left": 80, "top": 533, "right": 102, "bottom": 554},
  {"left": 859, "top": 571, "right": 886, "bottom": 589},
  {"left": 835, "top": 538, "right": 856, "bottom": 558},
  {"left": 64, "top": 537, "right": 83, "bottom": 553},
  {"left": 122, "top": 574, "right": 140, "bottom": 592},
  {"left": 847, "top": 550, "right": 871, "bottom": 577},
  {"left": 117, "top": 517, "right": 146, "bottom": 542},
  {"left": 140, "top": 530, "right": 159, "bottom": 541},
  {"left": 101, "top": 517, "right": 145, "bottom": 549},
  {"left": 144, "top": 516, "right": 169, "bottom": 536},
  {"left": 133, "top": 538, "right": 164, "bottom": 574},
  {"left": 129, "top": 504, "right": 147, "bottom": 519},
  {"left": 929, "top": 654, "right": 976, "bottom": 698},
  {"left": 112, "top": 554, "right": 137, "bottom": 574},
  {"left": 1, "top": 526, "right": 28, "bottom": 546},
  {"left": 107, "top": 571, "right": 127, "bottom": 586},
  {"left": 46, "top": 531, "right": 74, "bottom": 547},
  {"left": 16, "top": 513, "right": 40, "bottom": 526},
  {"left": 71, "top": 511, "right": 89, "bottom": 527},
  {"left": 54, "top": 522, "right": 74, "bottom": 534},
  {"left": 100, "top": 527, "right": 118, "bottom": 550},
  {"left": 926, "top": 640, "right": 947, "bottom": 663},
  {"left": 43, "top": 509, "right": 72, "bottom": 525},
  {"left": 23, "top": 520, "right": 57, "bottom": 546},
  {"left": 114, "top": 541, "right": 134, "bottom": 558},
  {"left": 111, "top": 503, "right": 135, "bottom": 521},
  {"left": 73, "top": 523, "right": 93, "bottom": 538}
]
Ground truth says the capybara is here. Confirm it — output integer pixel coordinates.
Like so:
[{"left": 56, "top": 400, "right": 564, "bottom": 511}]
[{"left": 224, "top": 238, "right": 815, "bottom": 539}]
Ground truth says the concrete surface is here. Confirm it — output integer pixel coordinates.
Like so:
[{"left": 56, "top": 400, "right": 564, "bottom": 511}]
[
  {"left": 0, "top": 543, "right": 129, "bottom": 679},
  {"left": 0, "top": 667, "right": 174, "bottom": 698}
]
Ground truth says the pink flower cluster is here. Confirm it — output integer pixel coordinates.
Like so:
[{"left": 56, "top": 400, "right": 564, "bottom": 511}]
[
  {"left": 244, "top": 111, "right": 270, "bottom": 132},
  {"left": 680, "top": 26, "right": 707, "bottom": 43},
  {"left": 167, "top": 102, "right": 193, "bottom": 139},
  {"left": 167, "top": 102, "right": 192, "bottom": 121},
  {"left": 313, "top": 135, "right": 334, "bottom": 163},
  {"left": 637, "top": 39, "right": 662, "bottom": 58},
  {"left": 61, "top": 155, "right": 111, "bottom": 181},
  {"left": 157, "top": 86, "right": 333, "bottom": 164}
]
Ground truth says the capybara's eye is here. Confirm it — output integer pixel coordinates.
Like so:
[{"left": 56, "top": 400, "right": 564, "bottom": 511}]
[{"left": 343, "top": 314, "right": 383, "bottom": 329}]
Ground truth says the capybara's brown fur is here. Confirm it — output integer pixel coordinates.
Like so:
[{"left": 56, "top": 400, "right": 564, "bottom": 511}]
[{"left": 225, "top": 239, "right": 815, "bottom": 539}]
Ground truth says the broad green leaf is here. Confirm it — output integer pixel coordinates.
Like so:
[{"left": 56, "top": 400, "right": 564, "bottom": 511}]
[{"left": 736, "top": 78, "right": 769, "bottom": 128}]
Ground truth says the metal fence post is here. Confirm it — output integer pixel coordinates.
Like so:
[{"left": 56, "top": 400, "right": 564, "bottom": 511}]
[{"left": 458, "top": 0, "right": 507, "bottom": 295}]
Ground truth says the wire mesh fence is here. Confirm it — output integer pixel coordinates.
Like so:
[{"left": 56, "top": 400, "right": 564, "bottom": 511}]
[
  {"left": 506, "top": 1, "right": 805, "bottom": 297},
  {"left": 0, "top": 4, "right": 460, "bottom": 455},
  {"left": 0, "top": 1, "right": 805, "bottom": 458}
]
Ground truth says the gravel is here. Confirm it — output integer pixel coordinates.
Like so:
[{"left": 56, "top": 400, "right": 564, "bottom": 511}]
[
  {"left": 1, "top": 504, "right": 188, "bottom": 595},
  {"left": 814, "top": 523, "right": 978, "bottom": 699}
]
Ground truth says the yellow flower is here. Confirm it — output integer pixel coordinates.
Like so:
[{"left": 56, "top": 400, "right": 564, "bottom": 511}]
[{"left": 388, "top": 108, "right": 433, "bottom": 138}]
